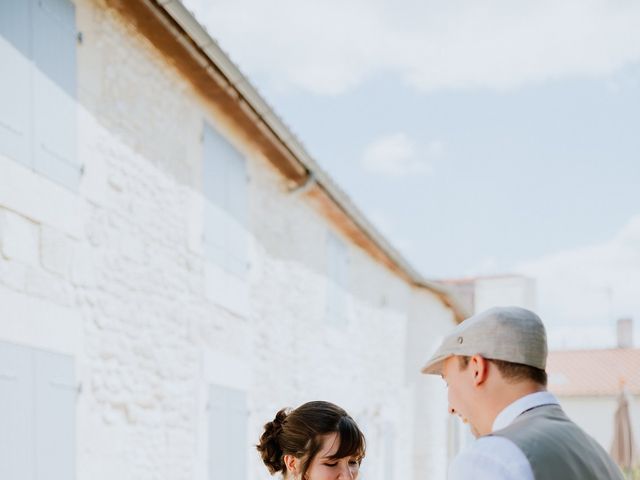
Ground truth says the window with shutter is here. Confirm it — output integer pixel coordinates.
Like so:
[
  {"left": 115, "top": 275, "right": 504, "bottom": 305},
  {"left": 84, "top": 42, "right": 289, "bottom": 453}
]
[
  {"left": 0, "top": 0, "right": 32, "bottom": 168},
  {"left": 383, "top": 422, "right": 396, "bottom": 480},
  {"left": 208, "top": 384, "right": 248, "bottom": 480},
  {"left": 0, "top": 0, "right": 79, "bottom": 190},
  {"left": 0, "top": 341, "right": 75, "bottom": 480},
  {"left": 202, "top": 122, "right": 248, "bottom": 279},
  {"left": 0, "top": 342, "right": 35, "bottom": 480},
  {"left": 32, "top": 0, "right": 79, "bottom": 190},
  {"left": 326, "top": 230, "right": 349, "bottom": 325},
  {"left": 34, "top": 349, "right": 76, "bottom": 480}
]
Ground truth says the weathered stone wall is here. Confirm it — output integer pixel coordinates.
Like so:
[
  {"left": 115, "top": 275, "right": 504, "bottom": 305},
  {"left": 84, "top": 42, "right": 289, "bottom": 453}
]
[{"left": 0, "top": 1, "right": 456, "bottom": 479}]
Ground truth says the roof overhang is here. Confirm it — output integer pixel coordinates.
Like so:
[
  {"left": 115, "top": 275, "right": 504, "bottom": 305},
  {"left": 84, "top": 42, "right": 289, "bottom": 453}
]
[{"left": 103, "top": 0, "right": 468, "bottom": 323}]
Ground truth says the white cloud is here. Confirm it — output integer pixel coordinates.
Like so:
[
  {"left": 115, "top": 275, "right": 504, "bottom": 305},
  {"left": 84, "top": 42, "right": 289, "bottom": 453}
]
[
  {"left": 184, "top": 0, "right": 640, "bottom": 95},
  {"left": 515, "top": 215, "right": 640, "bottom": 347},
  {"left": 360, "top": 133, "right": 441, "bottom": 176}
]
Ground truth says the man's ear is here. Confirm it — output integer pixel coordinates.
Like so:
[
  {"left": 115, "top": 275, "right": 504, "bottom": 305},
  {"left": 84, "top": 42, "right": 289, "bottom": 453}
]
[
  {"left": 470, "top": 355, "right": 489, "bottom": 387},
  {"left": 284, "top": 454, "right": 299, "bottom": 476}
]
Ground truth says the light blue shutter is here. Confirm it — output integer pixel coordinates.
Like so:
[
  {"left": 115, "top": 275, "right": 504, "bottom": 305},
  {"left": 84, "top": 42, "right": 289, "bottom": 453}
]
[
  {"left": 32, "top": 0, "right": 79, "bottom": 190},
  {"left": 326, "top": 231, "right": 348, "bottom": 324},
  {"left": 203, "top": 122, "right": 248, "bottom": 278},
  {"left": 203, "top": 123, "right": 228, "bottom": 267},
  {"left": 208, "top": 385, "right": 247, "bottom": 480},
  {"left": 34, "top": 349, "right": 76, "bottom": 480},
  {"left": 0, "top": 343, "right": 36, "bottom": 480},
  {"left": 0, "top": 342, "right": 75, "bottom": 480},
  {"left": 0, "top": 0, "right": 32, "bottom": 167},
  {"left": 225, "top": 146, "right": 247, "bottom": 278},
  {"left": 383, "top": 423, "right": 395, "bottom": 480}
]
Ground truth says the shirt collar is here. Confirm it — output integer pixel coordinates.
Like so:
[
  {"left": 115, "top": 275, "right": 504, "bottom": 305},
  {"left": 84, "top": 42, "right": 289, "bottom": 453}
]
[{"left": 492, "top": 391, "right": 560, "bottom": 432}]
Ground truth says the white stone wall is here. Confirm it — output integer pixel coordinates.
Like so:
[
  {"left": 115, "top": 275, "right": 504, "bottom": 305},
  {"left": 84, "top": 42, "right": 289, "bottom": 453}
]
[
  {"left": 0, "top": 1, "right": 457, "bottom": 479},
  {"left": 406, "top": 290, "right": 457, "bottom": 480}
]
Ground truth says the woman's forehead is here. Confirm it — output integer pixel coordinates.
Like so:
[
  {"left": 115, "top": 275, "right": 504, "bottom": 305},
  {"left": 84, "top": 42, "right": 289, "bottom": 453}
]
[{"left": 317, "top": 432, "right": 341, "bottom": 457}]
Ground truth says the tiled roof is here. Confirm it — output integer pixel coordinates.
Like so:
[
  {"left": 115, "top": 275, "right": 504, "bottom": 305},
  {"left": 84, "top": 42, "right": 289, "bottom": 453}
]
[{"left": 547, "top": 348, "right": 640, "bottom": 396}]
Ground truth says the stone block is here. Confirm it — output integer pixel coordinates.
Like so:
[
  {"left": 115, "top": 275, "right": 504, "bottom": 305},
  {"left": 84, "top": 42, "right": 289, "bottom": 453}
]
[
  {"left": 0, "top": 208, "right": 39, "bottom": 266},
  {"left": 40, "top": 225, "right": 75, "bottom": 279}
]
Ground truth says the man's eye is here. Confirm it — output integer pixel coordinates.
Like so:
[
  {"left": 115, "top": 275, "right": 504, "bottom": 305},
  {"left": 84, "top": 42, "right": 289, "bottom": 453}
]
[{"left": 324, "top": 463, "right": 338, "bottom": 467}]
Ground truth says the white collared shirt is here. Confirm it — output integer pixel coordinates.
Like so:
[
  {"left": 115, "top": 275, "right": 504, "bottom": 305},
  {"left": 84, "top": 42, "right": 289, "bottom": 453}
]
[{"left": 448, "top": 391, "right": 560, "bottom": 480}]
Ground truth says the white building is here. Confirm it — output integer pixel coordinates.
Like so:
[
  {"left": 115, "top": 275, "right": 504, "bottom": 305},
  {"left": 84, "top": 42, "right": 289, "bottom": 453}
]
[
  {"left": 441, "top": 274, "right": 536, "bottom": 314},
  {"left": 0, "top": 1, "right": 466, "bottom": 479},
  {"left": 547, "top": 320, "right": 640, "bottom": 456},
  {"left": 547, "top": 348, "right": 640, "bottom": 453}
]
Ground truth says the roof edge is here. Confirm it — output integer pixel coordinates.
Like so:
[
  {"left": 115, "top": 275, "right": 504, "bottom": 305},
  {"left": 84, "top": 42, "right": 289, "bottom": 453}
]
[{"left": 150, "top": 0, "right": 468, "bottom": 321}]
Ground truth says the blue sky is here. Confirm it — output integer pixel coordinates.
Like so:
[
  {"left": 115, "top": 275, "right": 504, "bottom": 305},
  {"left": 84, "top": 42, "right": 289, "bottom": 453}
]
[
  {"left": 184, "top": 0, "right": 640, "bottom": 344},
  {"left": 250, "top": 70, "right": 640, "bottom": 277}
]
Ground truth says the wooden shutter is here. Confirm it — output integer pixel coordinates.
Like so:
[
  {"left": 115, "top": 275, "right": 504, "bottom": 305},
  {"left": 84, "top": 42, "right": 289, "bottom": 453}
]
[
  {"left": 326, "top": 231, "right": 348, "bottom": 324},
  {"left": 0, "top": 0, "right": 32, "bottom": 168},
  {"left": 202, "top": 122, "right": 248, "bottom": 278},
  {"left": 208, "top": 385, "right": 248, "bottom": 480},
  {"left": 203, "top": 123, "right": 228, "bottom": 267},
  {"left": 32, "top": 0, "right": 79, "bottom": 190},
  {"left": 0, "top": 342, "right": 75, "bottom": 480},
  {"left": 383, "top": 422, "right": 395, "bottom": 480},
  {"left": 225, "top": 147, "right": 247, "bottom": 278},
  {"left": 0, "top": 342, "right": 35, "bottom": 480},
  {"left": 34, "top": 349, "right": 76, "bottom": 480}
]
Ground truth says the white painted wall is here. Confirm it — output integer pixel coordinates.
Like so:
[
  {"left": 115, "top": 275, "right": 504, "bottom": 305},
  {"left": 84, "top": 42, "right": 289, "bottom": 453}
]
[
  {"left": 558, "top": 394, "right": 640, "bottom": 453},
  {"left": 0, "top": 1, "right": 457, "bottom": 479}
]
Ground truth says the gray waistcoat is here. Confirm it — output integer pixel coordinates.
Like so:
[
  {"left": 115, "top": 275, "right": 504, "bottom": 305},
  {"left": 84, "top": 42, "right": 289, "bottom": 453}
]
[{"left": 491, "top": 404, "right": 624, "bottom": 480}]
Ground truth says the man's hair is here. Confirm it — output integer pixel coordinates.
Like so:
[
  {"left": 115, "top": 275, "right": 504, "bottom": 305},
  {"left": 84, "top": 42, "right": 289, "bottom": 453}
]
[{"left": 458, "top": 355, "right": 547, "bottom": 386}]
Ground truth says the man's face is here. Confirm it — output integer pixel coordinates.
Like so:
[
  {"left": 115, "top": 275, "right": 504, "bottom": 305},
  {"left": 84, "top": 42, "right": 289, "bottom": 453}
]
[{"left": 441, "top": 356, "right": 480, "bottom": 437}]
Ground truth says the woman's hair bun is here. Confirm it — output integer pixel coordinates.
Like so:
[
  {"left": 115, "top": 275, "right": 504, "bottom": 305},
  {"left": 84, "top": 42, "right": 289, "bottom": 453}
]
[{"left": 257, "top": 408, "right": 288, "bottom": 474}]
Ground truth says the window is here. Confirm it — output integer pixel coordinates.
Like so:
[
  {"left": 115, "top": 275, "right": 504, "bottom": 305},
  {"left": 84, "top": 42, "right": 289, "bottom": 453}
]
[
  {"left": 202, "top": 122, "right": 248, "bottom": 279},
  {"left": 0, "top": 0, "right": 79, "bottom": 190},
  {"left": 202, "top": 122, "right": 249, "bottom": 316},
  {"left": 208, "top": 384, "right": 248, "bottom": 480},
  {"left": 382, "top": 422, "right": 396, "bottom": 480},
  {"left": 326, "top": 230, "right": 349, "bottom": 325},
  {"left": 0, "top": 341, "right": 76, "bottom": 479}
]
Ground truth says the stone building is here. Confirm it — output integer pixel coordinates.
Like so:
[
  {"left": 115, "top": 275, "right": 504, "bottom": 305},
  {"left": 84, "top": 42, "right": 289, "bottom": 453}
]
[{"left": 0, "top": 1, "right": 465, "bottom": 479}]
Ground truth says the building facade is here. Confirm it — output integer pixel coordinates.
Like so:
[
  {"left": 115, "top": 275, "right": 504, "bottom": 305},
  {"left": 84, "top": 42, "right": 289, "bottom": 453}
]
[
  {"left": 547, "top": 347, "right": 640, "bottom": 454},
  {"left": 0, "top": 1, "right": 463, "bottom": 479}
]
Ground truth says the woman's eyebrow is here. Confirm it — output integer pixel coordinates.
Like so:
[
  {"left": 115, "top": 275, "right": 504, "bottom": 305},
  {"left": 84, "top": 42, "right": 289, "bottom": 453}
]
[{"left": 320, "top": 453, "right": 340, "bottom": 459}]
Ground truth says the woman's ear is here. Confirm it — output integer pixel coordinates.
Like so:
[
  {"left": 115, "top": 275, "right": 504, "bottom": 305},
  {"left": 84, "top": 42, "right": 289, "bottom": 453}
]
[{"left": 283, "top": 454, "right": 300, "bottom": 476}]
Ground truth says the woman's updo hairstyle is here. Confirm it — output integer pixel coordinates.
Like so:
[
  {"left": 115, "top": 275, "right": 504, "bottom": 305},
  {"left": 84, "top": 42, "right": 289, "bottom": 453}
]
[
  {"left": 257, "top": 408, "right": 289, "bottom": 473},
  {"left": 257, "top": 401, "right": 366, "bottom": 478}
]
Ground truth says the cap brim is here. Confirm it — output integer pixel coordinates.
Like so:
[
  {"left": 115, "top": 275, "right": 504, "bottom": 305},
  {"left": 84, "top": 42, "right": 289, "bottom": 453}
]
[{"left": 420, "top": 353, "right": 452, "bottom": 375}]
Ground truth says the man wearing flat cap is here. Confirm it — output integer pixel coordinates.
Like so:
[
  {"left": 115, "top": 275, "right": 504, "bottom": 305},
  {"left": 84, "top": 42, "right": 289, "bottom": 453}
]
[{"left": 422, "top": 306, "right": 623, "bottom": 480}]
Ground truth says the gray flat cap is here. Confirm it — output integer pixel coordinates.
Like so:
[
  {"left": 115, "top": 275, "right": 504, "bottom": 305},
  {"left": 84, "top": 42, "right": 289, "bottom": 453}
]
[{"left": 421, "top": 306, "right": 548, "bottom": 375}]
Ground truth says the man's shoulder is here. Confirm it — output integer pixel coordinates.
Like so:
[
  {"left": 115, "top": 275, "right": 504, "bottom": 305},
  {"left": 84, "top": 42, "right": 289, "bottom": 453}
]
[
  {"left": 449, "top": 436, "right": 534, "bottom": 480},
  {"left": 455, "top": 436, "right": 527, "bottom": 463}
]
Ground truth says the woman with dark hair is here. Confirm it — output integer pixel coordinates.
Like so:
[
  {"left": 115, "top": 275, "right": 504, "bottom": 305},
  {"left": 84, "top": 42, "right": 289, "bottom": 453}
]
[{"left": 257, "top": 401, "right": 366, "bottom": 479}]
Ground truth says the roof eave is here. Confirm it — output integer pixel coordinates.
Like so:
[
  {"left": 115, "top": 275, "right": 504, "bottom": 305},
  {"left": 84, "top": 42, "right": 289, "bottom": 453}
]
[{"left": 110, "top": 0, "right": 469, "bottom": 321}]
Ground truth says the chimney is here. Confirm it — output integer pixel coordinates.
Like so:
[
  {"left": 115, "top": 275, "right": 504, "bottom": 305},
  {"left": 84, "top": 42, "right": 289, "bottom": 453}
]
[{"left": 617, "top": 318, "right": 633, "bottom": 349}]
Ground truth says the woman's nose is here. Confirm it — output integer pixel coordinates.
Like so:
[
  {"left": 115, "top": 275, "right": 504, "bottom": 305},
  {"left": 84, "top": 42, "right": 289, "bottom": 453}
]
[{"left": 337, "top": 465, "right": 355, "bottom": 479}]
